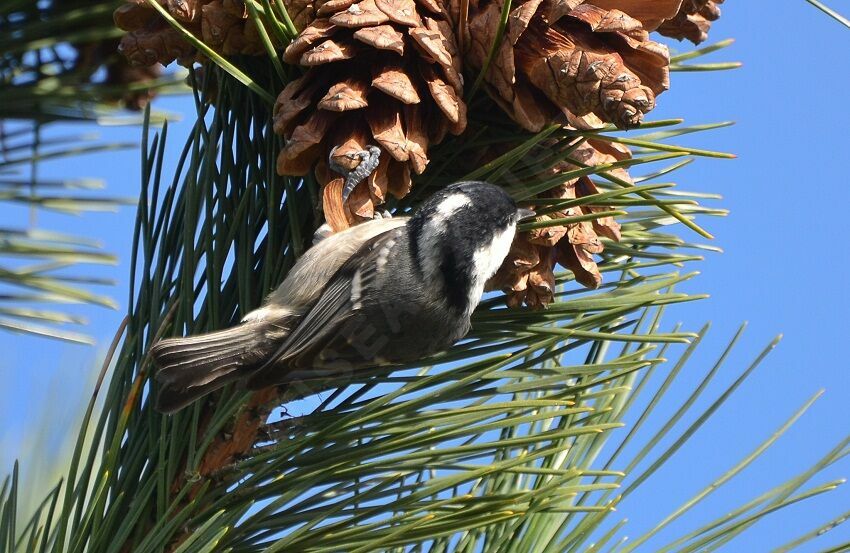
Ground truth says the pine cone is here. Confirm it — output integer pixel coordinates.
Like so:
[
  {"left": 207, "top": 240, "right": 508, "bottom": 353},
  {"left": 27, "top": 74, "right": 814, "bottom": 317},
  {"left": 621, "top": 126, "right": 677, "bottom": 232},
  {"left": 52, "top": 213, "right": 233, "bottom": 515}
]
[
  {"left": 106, "top": 61, "right": 163, "bottom": 110},
  {"left": 272, "top": 0, "right": 466, "bottom": 231},
  {"left": 657, "top": 0, "right": 723, "bottom": 44},
  {"left": 487, "top": 138, "right": 628, "bottom": 307},
  {"left": 72, "top": 38, "right": 162, "bottom": 110},
  {"left": 115, "top": 0, "right": 294, "bottom": 66},
  {"left": 463, "top": 0, "right": 672, "bottom": 131}
]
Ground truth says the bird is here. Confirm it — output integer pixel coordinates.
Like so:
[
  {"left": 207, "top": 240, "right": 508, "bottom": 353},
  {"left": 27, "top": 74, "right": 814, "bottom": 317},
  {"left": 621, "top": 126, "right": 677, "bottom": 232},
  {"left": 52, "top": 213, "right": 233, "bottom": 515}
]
[{"left": 152, "top": 181, "right": 534, "bottom": 413}]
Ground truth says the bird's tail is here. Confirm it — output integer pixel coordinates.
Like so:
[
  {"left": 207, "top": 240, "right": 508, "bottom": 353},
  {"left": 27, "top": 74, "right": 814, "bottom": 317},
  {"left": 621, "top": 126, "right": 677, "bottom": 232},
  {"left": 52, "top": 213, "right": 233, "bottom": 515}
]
[{"left": 151, "top": 321, "right": 281, "bottom": 414}]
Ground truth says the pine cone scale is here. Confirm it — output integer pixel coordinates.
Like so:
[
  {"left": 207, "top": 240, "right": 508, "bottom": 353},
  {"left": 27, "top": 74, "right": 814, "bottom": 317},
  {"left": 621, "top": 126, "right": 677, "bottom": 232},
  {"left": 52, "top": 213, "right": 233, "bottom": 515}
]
[
  {"left": 283, "top": 20, "right": 337, "bottom": 65},
  {"left": 318, "top": 79, "right": 370, "bottom": 111},
  {"left": 318, "top": 0, "right": 356, "bottom": 16},
  {"left": 374, "top": 0, "right": 422, "bottom": 26},
  {"left": 409, "top": 25, "right": 453, "bottom": 71},
  {"left": 366, "top": 103, "right": 411, "bottom": 162},
  {"left": 417, "top": 0, "right": 446, "bottom": 15},
  {"left": 329, "top": 0, "right": 390, "bottom": 27},
  {"left": 353, "top": 25, "right": 406, "bottom": 53},
  {"left": 403, "top": 104, "right": 430, "bottom": 174},
  {"left": 372, "top": 66, "right": 422, "bottom": 104},
  {"left": 585, "top": 0, "right": 683, "bottom": 31},
  {"left": 420, "top": 64, "right": 463, "bottom": 126},
  {"left": 300, "top": 39, "right": 358, "bottom": 65},
  {"left": 657, "top": 0, "right": 722, "bottom": 43}
]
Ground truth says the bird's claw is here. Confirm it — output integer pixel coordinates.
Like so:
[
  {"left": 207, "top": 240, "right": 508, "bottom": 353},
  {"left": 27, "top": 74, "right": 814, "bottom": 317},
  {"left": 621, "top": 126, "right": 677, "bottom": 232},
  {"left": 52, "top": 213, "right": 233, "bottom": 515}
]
[{"left": 328, "top": 145, "right": 382, "bottom": 203}]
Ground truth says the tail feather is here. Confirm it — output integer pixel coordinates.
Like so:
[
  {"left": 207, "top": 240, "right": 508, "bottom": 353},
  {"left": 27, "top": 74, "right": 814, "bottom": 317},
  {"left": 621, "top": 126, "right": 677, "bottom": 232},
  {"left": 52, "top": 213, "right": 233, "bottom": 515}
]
[{"left": 151, "top": 321, "right": 281, "bottom": 413}]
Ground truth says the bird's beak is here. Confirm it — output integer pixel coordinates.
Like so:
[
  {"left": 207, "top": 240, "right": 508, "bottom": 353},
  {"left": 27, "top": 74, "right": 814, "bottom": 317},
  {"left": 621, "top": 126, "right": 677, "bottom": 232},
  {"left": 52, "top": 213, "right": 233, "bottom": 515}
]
[{"left": 517, "top": 207, "right": 536, "bottom": 221}]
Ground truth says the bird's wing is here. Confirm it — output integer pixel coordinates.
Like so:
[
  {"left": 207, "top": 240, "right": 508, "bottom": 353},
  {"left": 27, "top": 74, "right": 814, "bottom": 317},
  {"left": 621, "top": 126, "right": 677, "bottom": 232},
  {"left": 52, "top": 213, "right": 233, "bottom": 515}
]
[
  {"left": 264, "top": 216, "right": 408, "bottom": 310},
  {"left": 246, "top": 226, "right": 400, "bottom": 388}
]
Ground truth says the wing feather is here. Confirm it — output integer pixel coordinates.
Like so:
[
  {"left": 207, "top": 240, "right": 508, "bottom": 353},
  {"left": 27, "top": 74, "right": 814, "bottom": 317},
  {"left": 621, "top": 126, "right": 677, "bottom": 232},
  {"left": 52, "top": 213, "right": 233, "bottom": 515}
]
[{"left": 246, "top": 227, "right": 398, "bottom": 389}]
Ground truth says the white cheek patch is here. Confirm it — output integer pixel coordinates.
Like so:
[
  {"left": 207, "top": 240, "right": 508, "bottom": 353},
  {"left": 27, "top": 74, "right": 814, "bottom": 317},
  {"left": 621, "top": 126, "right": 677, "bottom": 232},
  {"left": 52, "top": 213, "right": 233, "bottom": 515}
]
[
  {"left": 468, "top": 223, "right": 517, "bottom": 308},
  {"left": 473, "top": 224, "right": 517, "bottom": 280}
]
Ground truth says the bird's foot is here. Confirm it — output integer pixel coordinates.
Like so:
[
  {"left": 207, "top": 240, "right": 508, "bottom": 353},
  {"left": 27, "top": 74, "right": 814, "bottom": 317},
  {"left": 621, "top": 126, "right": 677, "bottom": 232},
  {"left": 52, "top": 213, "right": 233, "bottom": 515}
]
[{"left": 328, "top": 145, "right": 382, "bottom": 202}]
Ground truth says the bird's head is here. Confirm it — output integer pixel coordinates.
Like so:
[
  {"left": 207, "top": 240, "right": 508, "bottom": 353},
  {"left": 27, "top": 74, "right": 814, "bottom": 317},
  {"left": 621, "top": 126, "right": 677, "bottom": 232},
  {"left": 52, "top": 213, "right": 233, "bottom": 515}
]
[{"left": 408, "top": 181, "right": 534, "bottom": 312}]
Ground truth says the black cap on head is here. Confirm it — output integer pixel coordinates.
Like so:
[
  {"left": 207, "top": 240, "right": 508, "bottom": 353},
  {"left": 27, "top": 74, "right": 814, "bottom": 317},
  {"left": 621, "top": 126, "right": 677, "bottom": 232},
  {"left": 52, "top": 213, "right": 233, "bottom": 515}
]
[{"left": 410, "top": 181, "right": 521, "bottom": 239}]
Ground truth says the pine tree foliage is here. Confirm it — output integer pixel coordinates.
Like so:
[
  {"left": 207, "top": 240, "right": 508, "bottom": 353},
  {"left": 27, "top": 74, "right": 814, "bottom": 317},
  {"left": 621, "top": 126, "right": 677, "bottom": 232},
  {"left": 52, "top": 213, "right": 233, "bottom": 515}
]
[
  {"left": 0, "top": 0, "right": 180, "bottom": 342},
  {"left": 2, "top": 1, "right": 850, "bottom": 552}
]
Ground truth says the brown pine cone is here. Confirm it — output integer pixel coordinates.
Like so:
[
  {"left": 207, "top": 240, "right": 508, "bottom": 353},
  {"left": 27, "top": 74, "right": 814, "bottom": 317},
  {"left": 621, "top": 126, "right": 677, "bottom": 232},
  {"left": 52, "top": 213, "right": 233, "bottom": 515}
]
[
  {"left": 114, "top": 0, "right": 297, "bottom": 66},
  {"left": 272, "top": 0, "right": 466, "bottom": 231},
  {"left": 72, "top": 38, "right": 162, "bottom": 110},
  {"left": 463, "top": 0, "right": 672, "bottom": 131},
  {"left": 105, "top": 61, "right": 163, "bottom": 110},
  {"left": 657, "top": 0, "right": 724, "bottom": 44},
  {"left": 487, "top": 138, "right": 629, "bottom": 307}
]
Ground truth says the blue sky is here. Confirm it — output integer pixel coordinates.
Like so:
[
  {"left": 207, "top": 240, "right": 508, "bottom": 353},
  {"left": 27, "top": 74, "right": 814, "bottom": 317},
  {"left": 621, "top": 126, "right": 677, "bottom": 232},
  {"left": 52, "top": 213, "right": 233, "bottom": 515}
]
[{"left": 2, "top": 1, "right": 849, "bottom": 550}]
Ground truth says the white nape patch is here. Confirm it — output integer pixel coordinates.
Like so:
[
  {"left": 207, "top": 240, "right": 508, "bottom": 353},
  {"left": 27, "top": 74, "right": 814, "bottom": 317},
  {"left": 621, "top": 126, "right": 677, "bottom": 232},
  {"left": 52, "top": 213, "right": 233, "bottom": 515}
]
[
  {"left": 467, "top": 223, "right": 517, "bottom": 311},
  {"left": 436, "top": 193, "right": 472, "bottom": 218},
  {"left": 418, "top": 193, "right": 472, "bottom": 280},
  {"left": 425, "top": 193, "right": 471, "bottom": 233}
]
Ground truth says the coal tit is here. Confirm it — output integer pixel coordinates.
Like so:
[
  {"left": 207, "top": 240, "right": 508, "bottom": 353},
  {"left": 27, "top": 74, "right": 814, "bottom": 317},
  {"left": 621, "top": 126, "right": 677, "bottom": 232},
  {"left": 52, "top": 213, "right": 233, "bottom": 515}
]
[{"left": 153, "top": 181, "right": 534, "bottom": 413}]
